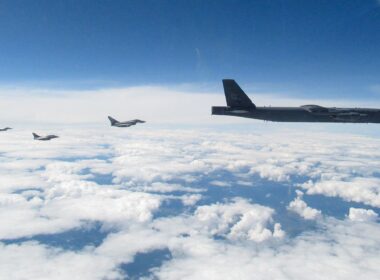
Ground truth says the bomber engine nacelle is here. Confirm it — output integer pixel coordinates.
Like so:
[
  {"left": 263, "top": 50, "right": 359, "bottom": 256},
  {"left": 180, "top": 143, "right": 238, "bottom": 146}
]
[{"left": 331, "top": 112, "right": 367, "bottom": 122}]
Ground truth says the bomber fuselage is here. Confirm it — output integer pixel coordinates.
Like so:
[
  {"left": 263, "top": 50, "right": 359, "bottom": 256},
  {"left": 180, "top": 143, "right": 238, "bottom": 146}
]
[
  {"left": 212, "top": 106, "right": 380, "bottom": 123},
  {"left": 212, "top": 79, "right": 380, "bottom": 124}
]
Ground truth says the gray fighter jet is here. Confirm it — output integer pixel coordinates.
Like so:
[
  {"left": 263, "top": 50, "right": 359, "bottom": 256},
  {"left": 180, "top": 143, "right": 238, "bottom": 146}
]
[
  {"left": 33, "top": 133, "right": 59, "bottom": 141},
  {"left": 0, "top": 127, "right": 12, "bottom": 131},
  {"left": 212, "top": 79, "right": 380, "bottom": 123},
  {"left": 108, "top": 116, "right": 145, "bottom": 127}
]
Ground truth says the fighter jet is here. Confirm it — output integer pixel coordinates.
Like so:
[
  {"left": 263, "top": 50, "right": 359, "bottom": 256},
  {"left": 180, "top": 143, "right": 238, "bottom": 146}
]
[
  {"left": 33, "top": 133, "right": 59, "bottom": 141},
  {"left": 212, "top": 79, "right": 380, "bottom": 123},
  {"left": 0, "top": 127, "right": 12, "bottom": 131},
  {"left": 108, "top": 116, "right": 145, "bottom": 127}
]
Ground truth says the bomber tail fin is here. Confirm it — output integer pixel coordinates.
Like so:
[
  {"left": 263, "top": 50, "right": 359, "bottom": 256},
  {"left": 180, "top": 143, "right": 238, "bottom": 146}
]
[
  {"left": 222, "top": 79, "right": 255, "bottom": 109},
  {"left": 32, "top": 133, "right": 39, "bottom": 139},
  {"left": 108, "top": 116, "right": 119, "bottom": 126}
]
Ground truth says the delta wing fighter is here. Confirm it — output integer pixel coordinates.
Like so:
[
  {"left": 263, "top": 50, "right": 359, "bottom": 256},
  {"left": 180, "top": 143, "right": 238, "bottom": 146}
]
[
  {"left": 33, "top": 133, "right": 59, "bottom": 141},
  {"left": 108, "top": 116, "right": 145, "bottom": 127}
]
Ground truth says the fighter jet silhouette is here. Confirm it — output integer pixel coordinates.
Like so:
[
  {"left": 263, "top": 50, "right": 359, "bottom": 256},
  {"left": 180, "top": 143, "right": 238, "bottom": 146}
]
[
  {"left": 108, "top": 116, "right": 145, "bottom": 127},
  {"left": 0, "top": 127, "right": 12, "bottom": 131},
  {"left": 33, "top": 133, "right": 59, "bottom": 141}
]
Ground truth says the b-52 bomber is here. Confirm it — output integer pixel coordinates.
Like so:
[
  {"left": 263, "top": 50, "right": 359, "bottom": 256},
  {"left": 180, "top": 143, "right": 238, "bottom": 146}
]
[
  {"left": 212, "top": 79, "right": 380, "bottom": 123},
  {"left": 0, "top": 127, "right": 12, "bottom": 131},
  {"left": 108, "top": 116, "right": 145, "bottom": 127},
  {"left": 33, "top": 133, "right": 59, "bottom": 141}
]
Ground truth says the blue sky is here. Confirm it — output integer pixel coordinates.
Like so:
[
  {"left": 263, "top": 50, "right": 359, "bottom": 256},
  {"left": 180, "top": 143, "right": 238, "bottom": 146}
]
[{"left": 0, "top": 0, "right": 379, "bottom": 99}]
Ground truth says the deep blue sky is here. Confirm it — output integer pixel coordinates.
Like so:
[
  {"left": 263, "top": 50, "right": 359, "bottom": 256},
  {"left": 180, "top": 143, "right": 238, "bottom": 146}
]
[{"left": 0, "top": 0, "right": 379, "bottom": 99}]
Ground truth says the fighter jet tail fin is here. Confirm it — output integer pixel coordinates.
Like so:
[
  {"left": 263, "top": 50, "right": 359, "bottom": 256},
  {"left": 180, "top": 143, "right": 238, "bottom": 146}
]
[
  {"left": 108, "top": 116, "right": 119, "bottom": 126},
  {"left": 32, "top": 133, "right": 39, "bottom": 139},
  {"left": 223, "top": 79, "right": 256, "bottom": 109}
]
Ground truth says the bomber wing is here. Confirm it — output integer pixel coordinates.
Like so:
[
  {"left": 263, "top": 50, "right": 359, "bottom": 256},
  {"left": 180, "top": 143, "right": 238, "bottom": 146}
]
[{"left": 300, "top": 105, "right": 368, "bottom": 122}]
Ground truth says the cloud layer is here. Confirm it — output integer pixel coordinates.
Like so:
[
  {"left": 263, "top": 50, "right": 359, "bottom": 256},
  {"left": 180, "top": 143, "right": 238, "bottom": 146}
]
[{"left": 0, "top": 127, "right": 379, "bottom": 279}]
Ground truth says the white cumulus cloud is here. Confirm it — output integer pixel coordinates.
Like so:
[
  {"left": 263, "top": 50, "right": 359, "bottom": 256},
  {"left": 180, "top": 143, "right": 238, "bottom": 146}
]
[
  {"left": 348, "top": 207, "right": 378, "bottom": 222},
  {"left": 287, "top": 191, "right": 322, "bottom": 220},
  {"left": 194, "top": 198, "right": 285, "bottom": 242}
]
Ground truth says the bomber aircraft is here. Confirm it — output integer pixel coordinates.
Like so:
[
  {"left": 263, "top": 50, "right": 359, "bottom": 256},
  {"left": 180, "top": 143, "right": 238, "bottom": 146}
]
[
  {"left": 212, "top": 79, "right": 380, "bottom": 123},
  {"left": 108, "top": 116, "right": 145, "bottom": 127},
  {"left": 0, "top": 127, "right": 12, "bottom": 131},
  {"left": 33, "top": 133, "right": 59, "bottom": 141}
]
